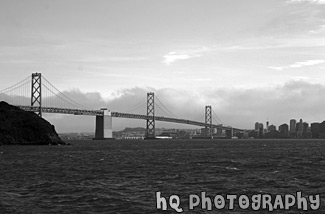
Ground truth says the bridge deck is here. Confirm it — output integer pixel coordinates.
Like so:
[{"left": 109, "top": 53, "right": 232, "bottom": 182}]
[{"left": 17, "top": 105, "right": 244, "bottom": 132}]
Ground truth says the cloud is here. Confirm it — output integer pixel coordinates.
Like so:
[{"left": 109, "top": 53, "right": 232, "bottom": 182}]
[
  {"left": 268, "top": 59, "right": 325, "bottom": 70},
  {"left": 201, "top": 80, "right": 325, "bottom": 128},
  {"left": 290, "top": 60, "right": 325, "bottom": 67},
  {"left": 184, "top": 78, "right": 212, "bottom": 82},
  {"left": 290, "top": 76, "right": 310, "bottom": 81},
  {"left": 39, "top": 80, "right": 325, "bottom": 133},
  {"left": 268, "top": 66, "right": 284, "bottom": 71},
  {"left": 81, "top": 56, "right": 148, "bottom": 63},
  {"left": 162, "top": 46, "right": 209, "bottom": 65},
  {"left": 288, "top": 0, "right": 325, "bottom": 4},
  {"left": 309, "top": 24, "right": 325, "bottom": 34},
  {"left": 163, "top": 52, "right": 201, "bottom": 65}
]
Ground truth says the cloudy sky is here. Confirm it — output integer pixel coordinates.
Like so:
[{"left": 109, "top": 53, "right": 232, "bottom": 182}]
[{"left": 1, "top": 0, "right": 325, "bottom": 132}]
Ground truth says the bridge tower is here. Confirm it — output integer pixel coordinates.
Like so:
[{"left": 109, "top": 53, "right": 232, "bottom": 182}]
[
  {"left": 31, "top": 73, "right": 42, "bottom": 117},
  {"left": 205, "top": 105, "right": 212, "bottom": 139},
  {"left": 145, "top": 92, "right": 155, "bottom": 139}
]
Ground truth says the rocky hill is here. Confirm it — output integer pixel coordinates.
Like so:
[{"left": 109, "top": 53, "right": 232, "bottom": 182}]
[{"left": 0, "top": 101, "right": 64, "bottom": 145}]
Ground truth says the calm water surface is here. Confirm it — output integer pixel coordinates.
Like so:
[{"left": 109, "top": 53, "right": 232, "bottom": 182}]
[{"left": 0, "top": 139, "right": 324, "bottom": 213}]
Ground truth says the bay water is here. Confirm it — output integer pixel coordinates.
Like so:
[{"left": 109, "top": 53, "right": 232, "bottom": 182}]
[{"left": 0, "top": 139, "right": 324, "bottom": 213}]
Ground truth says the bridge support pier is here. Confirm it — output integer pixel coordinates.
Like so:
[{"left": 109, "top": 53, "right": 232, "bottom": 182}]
[{"left": 94, "top": 108, "right": 114, "bottom": 140}]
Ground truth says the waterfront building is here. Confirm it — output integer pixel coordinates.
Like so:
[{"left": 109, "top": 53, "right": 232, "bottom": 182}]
[
  {"left": 319, "top": 121, "right": 325, "bottom": 138},
  {"left": 255, "top": 122, "right": 259, "bottom": 131},
  {"left": 216, "top": 128, "right": 222, "bottom": 136},
  {"left": 296, "top": 119, "right": 303, "bottom": 138},
  {"left": 311, "top": 123, "right": 320, "bottom": 138},
  {"left": 296, "top": 119, "right": 303, "bottom": 131},
  {"left": 279, "top": 123, "right": 289, "bottom": 138},
  {"left": 269, "top": 124, "right": 276, "bottom": 132},
  {"left": 303, "top": 122, "right": 308, "bottom": 133},
  {"left": 289, "top": 119, "right": 296, "bottom": 138},
  {"left": 259, "top": 123, "right": 264, "bottom": 137},
  {"left": 290, "top": 119, "right": 296, "bottom": 132},
  {"left": 302, "top": 122, "right": 311, "bottom": 138}
]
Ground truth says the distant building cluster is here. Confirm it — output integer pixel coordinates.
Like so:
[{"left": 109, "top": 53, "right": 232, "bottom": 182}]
[
  {"left": 113, "top": 127, "right": 146, "bottom": 139},
  {"left": 112, "top": 127, "right": 230, "bottom": 139},
  {"left": 250, "top": 119, "right": 325, "bottom": 139},
  {"left": 59, "top": 132, "right": 94, "bottom": 140}
]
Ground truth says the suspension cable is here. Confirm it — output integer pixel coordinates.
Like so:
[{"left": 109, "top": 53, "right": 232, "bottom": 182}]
[
  {"left": 0, "top": 76, "right": 30, "bottom": 94},
  {"left": 42, "top": 76, "right": 89, "bottom": 109},
  {"left": 212, "top": 109, "right": 223, "bottom": 124},
  {"left": 123, "top": 101, "right": 146, "bottom": 113},
  {"left": 155, "top": 95, "right": 179, "bottom": 118},
  {"left": 41, "top": 82, "right": 86, "bottom": 109}
]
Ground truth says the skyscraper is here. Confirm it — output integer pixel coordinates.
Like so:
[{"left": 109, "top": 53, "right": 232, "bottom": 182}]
[
  {"left": 311, "top": 123, "right": 320, "bottom": 139},
  {"left": 269, "top": 124, "right": 276, "bottom": 132},
  {"left": 289, "top": 119, "right": 296, "bottom": 138},
  {"left": 290, "top": 119, "right": 296, "bottom": 133},
  {"left": 319, "top": 121, "right": 325, "bottom": 138},
  {"left": 296, "top": 119, "right": 303, "bottom": 138},
  {"left": 255, "top": 122, "right": 259, "bottom": 131},
  {"left": 303, "top": 122, "right": 309, "bottom": 138},
  {"left": 259, "top": 123, "right": 264, "bottom": 138},
  {"left": 279, "top": 123, "right": 289, "bottom": 138}
]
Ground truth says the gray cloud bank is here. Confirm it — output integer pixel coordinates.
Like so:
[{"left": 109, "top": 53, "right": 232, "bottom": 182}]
[{"left": 43, "top": 80, "right": 325, "bottom": 133}]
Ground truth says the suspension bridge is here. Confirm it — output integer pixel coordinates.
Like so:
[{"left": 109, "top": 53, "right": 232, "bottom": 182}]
[{"left": 0, "top": 73, "right": 245, "bottom": 139}]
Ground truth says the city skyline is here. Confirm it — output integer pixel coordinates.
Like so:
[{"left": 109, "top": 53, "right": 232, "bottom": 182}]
[
  {"left": 253, "top": 117, "right": 325, "bottom": 139},
  {"left": 1, "top": 0, "right": 325, "bottom": 132},
  {"left": 255, "top": 117, "right": 320, "bottom": 130}
]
